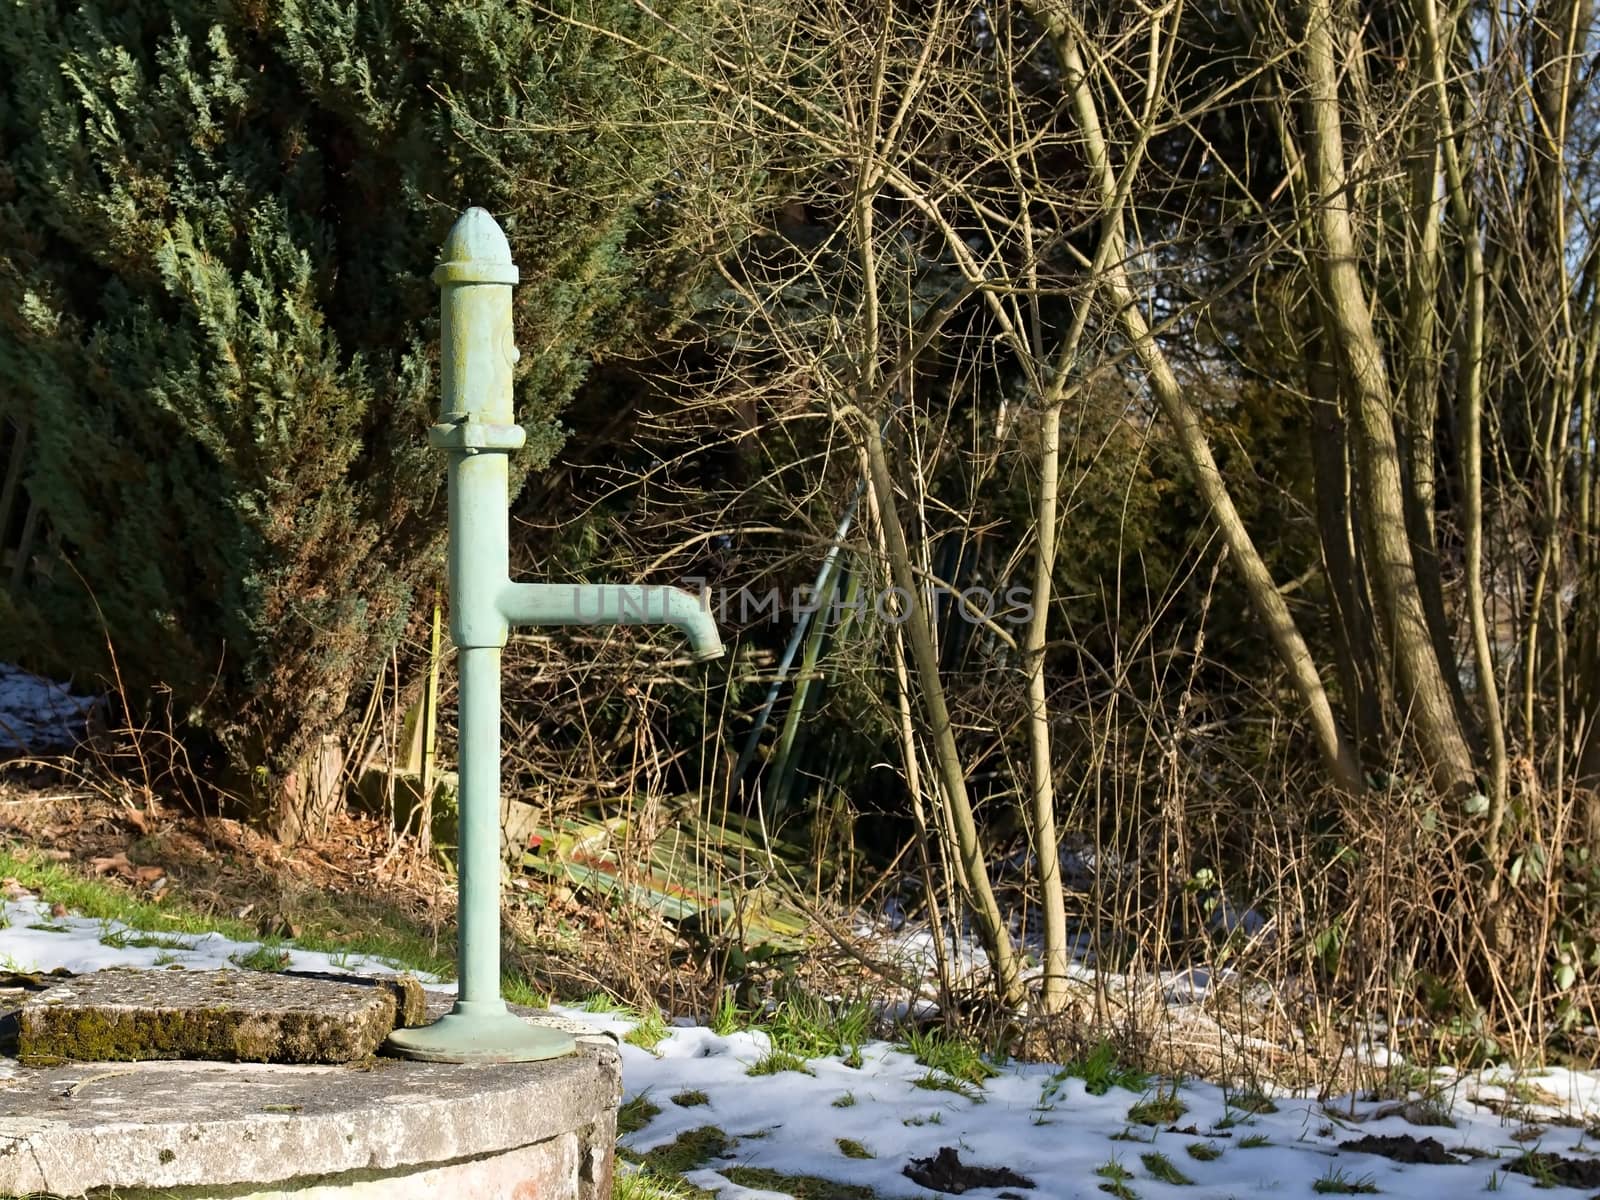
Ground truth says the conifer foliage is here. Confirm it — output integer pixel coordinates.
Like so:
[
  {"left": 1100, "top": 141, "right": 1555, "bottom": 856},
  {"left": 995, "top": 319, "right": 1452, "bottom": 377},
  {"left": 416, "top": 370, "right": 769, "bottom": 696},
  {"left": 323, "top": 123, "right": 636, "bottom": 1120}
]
[{"left": 0, "top": 1, "right": 709, "bottom": 819}]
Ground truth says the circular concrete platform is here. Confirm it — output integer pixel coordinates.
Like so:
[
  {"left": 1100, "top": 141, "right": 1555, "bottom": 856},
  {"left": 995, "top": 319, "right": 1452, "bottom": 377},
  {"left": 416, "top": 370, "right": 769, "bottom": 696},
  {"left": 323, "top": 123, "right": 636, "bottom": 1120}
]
[{"left": 0, "top": 1001, "right": 620, "bottom": 1199}]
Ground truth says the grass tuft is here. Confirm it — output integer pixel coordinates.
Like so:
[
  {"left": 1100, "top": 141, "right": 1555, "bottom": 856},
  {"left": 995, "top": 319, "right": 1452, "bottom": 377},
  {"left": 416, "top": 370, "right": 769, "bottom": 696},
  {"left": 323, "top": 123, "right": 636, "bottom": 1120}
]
[
  {"left": 709, "top": 990, "right": 741, "bottom": 1036},
  {"left": 614, "top": 1167, "right": 717, "bottom": 1200},
  {"left": 1052, "top": 1040, "right": 1149, "bottom": 1097},
  {"left": 230, "top": 944, "right": 291, "bottom": 972},
  {"left": 640, "top": 1126, "right": 730, "bottom": 1174},
  {"left": 763, "top": 991, "right": 873, "bottom": 1061},
  {"left": 1313, "top": 1166, "right": 1379, "bottom": 1194},
  {"left": 1227, "top": 1087, "right": 1279, "bottom": 1115},
  {"left": 502, "top": 976, "right": 549, "bottom": 1008},
  {"left": 1094, "top": 1157, "right": 1138, "bottom": 1200},
  {"left": 911, "top": 1069, "right": 985, "bottom": 1100},
  {"left": 1139, "top": 1151, "right": 1194, "bottom": 1185},
  {"left": 720, "top": 1167, "right": 878, "bottom": 1200},
  {"left": 624, "top": 1008, "right": 671, "bottom": 1053},
  {"left": 618, "top": 1094, "right": 662, "bottom": 1136},
  {"left": 1127, "top": 1090, "right": 1187, "bottom": 1126},
  {"left": 99, "top": 928, "right": 196, "bottom": 951},
  {"left": 747, "top": 1049, "right": 815, "bottom": 1077},
  {"left": 899, "top": 1025, "right": 1000, "bottom": 1088}
]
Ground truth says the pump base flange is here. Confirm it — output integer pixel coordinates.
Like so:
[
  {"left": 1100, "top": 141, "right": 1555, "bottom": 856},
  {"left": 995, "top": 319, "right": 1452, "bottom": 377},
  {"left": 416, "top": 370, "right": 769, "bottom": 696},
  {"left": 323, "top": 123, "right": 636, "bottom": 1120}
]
[{"left": 384, "top": 1002, "right": 577, "bottom": 1064}]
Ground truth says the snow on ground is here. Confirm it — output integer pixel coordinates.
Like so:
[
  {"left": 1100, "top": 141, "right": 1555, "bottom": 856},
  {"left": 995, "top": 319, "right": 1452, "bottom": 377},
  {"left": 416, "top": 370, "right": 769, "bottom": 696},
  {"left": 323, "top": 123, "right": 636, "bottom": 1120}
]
[
  {"left": 0, "top": 663, "right": 99, "bottom": 753},
  {"left": 3, "top": 889, "right": 1599, "bottom": 1198},
  {"left": 601, "top": 1017, "right": 1600, "bottom": 1200}
]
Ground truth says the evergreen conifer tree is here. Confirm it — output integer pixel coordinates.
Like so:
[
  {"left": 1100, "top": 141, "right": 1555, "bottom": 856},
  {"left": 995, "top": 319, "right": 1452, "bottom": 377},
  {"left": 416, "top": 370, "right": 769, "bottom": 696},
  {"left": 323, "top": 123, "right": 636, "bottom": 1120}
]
[{"left": 0, "top": 0, "right": 722, "bottom": 832}]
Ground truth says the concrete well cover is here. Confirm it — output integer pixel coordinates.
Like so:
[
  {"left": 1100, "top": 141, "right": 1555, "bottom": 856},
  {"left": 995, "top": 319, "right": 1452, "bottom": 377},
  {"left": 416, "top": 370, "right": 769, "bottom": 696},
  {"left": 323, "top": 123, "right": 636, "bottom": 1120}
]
[{"left": 0, "top": 1037, "right": 622, "bottom": 1197}]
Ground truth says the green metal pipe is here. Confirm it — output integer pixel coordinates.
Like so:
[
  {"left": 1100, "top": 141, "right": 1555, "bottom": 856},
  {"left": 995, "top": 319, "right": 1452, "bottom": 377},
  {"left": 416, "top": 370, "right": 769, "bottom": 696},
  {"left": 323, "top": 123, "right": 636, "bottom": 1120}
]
[
  {"left": 501, "top": 582, "right": 723, "bottom": 660},
  {"left": 456, "top": 645, "right": 504, "bottom": 1007},
  {"left": 385, "top": 208, "right": 722, "bottom": 1065}
]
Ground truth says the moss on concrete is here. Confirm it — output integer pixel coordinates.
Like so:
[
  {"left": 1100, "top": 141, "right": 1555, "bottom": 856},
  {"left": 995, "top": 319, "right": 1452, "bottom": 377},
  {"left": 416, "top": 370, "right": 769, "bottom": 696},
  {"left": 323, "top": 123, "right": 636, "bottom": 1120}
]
[
  {"left": 21, "top": 1000, "right": 390, "bottom": 1064},
  {"left": 17, "top": 970, "right": 397, "bottom": 1064},
  {"left": 389, "top": 975, "right": 428, "bottom": 1027}
]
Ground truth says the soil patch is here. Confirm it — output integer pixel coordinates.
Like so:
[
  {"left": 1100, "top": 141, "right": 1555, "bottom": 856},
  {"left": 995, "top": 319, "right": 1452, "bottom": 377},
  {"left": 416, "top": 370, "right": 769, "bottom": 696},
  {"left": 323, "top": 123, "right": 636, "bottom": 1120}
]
[
  {"left": 1340, "top": 1134, "right": 1457, "bottom": 1165},
  {"left": 903, "top": 1146, "right": 1036, "bottom": 1193}
]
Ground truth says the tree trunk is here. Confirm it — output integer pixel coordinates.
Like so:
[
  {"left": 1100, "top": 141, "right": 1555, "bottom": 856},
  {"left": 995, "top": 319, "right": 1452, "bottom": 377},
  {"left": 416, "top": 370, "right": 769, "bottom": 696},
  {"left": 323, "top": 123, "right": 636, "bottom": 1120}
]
[
  {"left": 271, "top": 735, "right": 346, "bottom": 846},
  {"left": 1307, "top": 329, "right": 1386, "bottom": 763},
  {"left": 1023, "top": 398, "right": 1070, "bottom": 1011},
  {"left": 1024, "top": 1, "right": 1366, "bottom": 796},
  {"left": 859, "top": 417, "right": 1026, "bottom": 1008},
  {"left": 1298, "top": 0, "right": 1477, "bottom": 798}
]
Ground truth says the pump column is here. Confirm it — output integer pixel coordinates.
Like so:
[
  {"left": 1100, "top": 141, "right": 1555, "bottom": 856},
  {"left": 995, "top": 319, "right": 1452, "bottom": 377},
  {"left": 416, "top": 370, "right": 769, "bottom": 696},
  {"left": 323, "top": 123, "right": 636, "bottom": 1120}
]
[{"left": 386, "top": 209, "right": 576, "bottom": 1064}]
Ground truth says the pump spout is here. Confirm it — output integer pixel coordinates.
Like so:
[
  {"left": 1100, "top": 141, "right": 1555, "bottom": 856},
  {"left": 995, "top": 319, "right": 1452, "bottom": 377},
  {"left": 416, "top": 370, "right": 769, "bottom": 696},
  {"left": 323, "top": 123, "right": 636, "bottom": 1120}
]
[{"left": 499, "top": 582, "right": 724, "bottom": 661}]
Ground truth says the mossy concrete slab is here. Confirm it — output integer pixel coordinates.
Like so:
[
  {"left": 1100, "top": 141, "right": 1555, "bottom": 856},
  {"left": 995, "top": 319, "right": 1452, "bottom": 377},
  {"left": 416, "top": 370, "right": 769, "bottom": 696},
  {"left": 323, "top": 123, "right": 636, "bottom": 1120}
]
[
  {"left": 18, "top": 967, "right": 396, "bottom": 1064},
  {"left": 280, "top": 968, "right": 431, "bottom": 1028},
  {"left": 0, "top": 998, "right": 620, "bottom": 1199}
]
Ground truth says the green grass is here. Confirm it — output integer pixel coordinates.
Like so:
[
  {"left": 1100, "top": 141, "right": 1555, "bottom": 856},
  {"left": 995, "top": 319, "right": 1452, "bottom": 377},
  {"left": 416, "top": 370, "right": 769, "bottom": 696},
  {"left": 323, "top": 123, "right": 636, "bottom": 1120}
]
[
  {"left": 831, "top": 1091, "right": 857, "bottom": 1108},
  {"left": 580, "top": 995, "right": 671, "bottom": 1053},
  {"left": 619, "top": 1094, "right": 662, "bottom": 1136},
  {"left": 502, "top": 976, "right": 549, "bottom": 1008},
  {"left": 614, "top": 1166, "right": 717, "bottom": 1200},
  {"left": 912, "top": 1069, "right": 984, "bottom": 1101},
  {"left": 762, "top": 991, "right": 873, "bottom": 1061},
  {"left": 747, "top": 1049, "right": 815, "bottom": 1077},
  {"left": 1094, "top": 1157, "right": 1138, "bottom": 1200},
  {"left": 98, "top": 928, "right": 197, "bottom": 951},
  {"left": 1140, "top": 1151, "right": 1194, "bottom": 1185},
  {"left": 230, "top": 944, "right": 292, "bottom": 972},
  {"left": 709, "top": 989, "right": 741, "bottom": 1036},
  {"left": 837, "top": 1137, "right": 873, "bottom": 1159},
  {"left": 1238, "top": 1134, "right": 1271, "bottom": 1149},
  {"left": 1185, "top": 1142, "right": 1222, "bottom": 1162},
  {"left": 1313, "top": 1166, "right": 1379, "bottom": 1194},
  {"left": 624, "top": 1008, "right": 671, "bottom": 1053},
  {"left": 1127, "top": 1090, "right": 1188, "bottom": 1125},
  {"left": 0, "top": 844, "right": 456, "bottom": 980},
  {"left": 1226, "top": 1087, "right": 1279, "bottom": 1115},
  {"left": 1049, "top": 1040, "right": 1150, "bottom": 1097},
  {"left": 1403, "top": 1097, "right": 1456, "bottom": 1127},
  {"left": 720, "top": 1167, "right": 878, "bottom": 1200},
  {"left": 640, "top": 1126, "right": 730, "bottom": 1174},
  {"left": 1510, "top": 1149, "right": 1561, "bottom": 1189},
  {"left": 671, "top": 1090, "right": 710, "bottom": 1107},
  {"left": 899, "top": 1026, "right": 1001, "bottom": 1088}
]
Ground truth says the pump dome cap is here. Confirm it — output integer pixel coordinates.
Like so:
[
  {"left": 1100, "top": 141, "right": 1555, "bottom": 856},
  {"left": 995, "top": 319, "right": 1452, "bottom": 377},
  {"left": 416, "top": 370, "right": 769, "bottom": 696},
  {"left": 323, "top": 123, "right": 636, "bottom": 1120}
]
[{"left": 433, "top": 207, "right": 519, "bottom": 286}]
